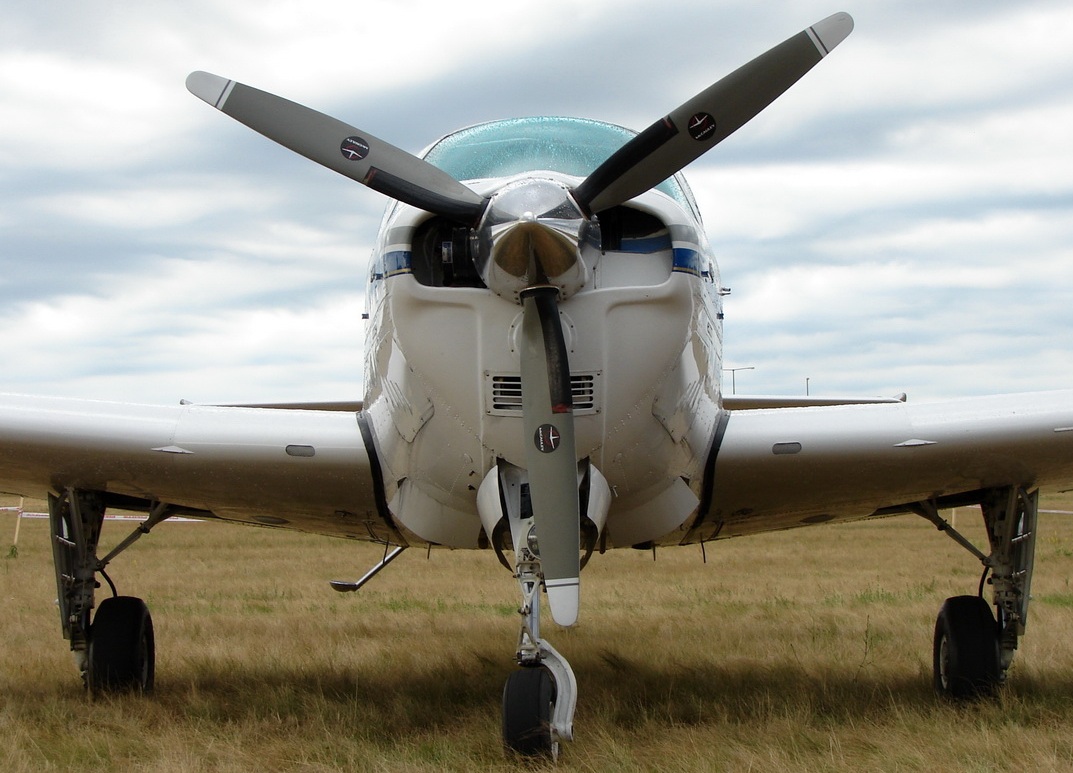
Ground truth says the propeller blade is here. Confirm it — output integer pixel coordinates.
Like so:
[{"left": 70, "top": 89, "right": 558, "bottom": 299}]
[
  {"left": 186, "top": 71, "right": 487, "bottom": 222},
  {"left": 520, "top": 288, "right": 580, "bottom": 626},
  {"left": 573, "top": 12, "right": 853, "bottom": 213}
]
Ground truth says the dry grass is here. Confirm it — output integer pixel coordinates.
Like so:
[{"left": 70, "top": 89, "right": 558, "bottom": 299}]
[{"left": 4, "top": 497, "right": 1073, "bottom": 771}]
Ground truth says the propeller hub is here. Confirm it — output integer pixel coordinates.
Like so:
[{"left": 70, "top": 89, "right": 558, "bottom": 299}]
[{"left": 476, "top": 179, "right": 594, "bottom": 303}]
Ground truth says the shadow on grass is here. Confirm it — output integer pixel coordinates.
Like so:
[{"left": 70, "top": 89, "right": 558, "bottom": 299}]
[{"left": 10, "top": 643, "right": 1073, "bottom": 746}]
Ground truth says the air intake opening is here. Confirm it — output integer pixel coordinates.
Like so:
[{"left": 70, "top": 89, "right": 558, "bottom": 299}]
[{"left": 486, "top": 372, "right": 601, "bottom": 416}]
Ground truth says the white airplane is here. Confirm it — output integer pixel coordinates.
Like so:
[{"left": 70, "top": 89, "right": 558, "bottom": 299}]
[{"left": 2, "top": 11, "right": 1071, "bottom": 758}]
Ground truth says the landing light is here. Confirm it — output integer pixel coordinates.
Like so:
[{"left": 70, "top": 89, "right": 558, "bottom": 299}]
[{"left": 526, "top": 524, "right": 541, "bottom": 557}]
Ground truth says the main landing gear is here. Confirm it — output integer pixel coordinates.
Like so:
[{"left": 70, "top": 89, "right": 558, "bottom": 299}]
[
  {"left": 916, "top": 486, "right": 1038, "bottom": 700},
  {"left": 48, "top": 489, "right": 170, "bottom": 695}
]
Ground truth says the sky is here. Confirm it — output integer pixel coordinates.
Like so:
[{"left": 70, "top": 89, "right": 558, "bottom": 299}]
[{"left": 2, "top": 0, "right": 1072, "bottom": 405}]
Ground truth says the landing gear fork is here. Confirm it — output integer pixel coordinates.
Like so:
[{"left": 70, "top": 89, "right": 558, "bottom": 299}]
[
  {"left": 49, "top": 489, "right": 107, "bottom": 672},
  {"left": 983, "top": 486, "right": 1038, "bottom": 674}
]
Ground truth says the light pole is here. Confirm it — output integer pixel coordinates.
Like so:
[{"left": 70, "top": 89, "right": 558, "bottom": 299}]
[{"left": 723, "top": 366, "right": 755, "bottom": 395}]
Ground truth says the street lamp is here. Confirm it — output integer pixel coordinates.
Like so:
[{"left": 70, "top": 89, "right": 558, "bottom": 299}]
[{"left": 723, "top": 366, "right": 755, "bottom": 395}]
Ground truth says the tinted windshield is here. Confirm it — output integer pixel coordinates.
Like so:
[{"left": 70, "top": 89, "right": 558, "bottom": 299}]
[{"left": 422, "top": 117, "right": 694, "bottom": 212}]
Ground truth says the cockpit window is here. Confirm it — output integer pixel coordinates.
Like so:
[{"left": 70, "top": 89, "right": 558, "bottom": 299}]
[{"left": 422, "top": 117, "right": 698, "bottom": 216}]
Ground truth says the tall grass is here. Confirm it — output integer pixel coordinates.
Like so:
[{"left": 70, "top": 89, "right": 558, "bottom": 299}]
[{"left": 4, "top": 498, "right": 1073, "bottom": 771}]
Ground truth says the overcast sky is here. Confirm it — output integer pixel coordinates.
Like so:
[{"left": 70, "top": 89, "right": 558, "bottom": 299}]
[{"left": 2, "top": 0, "right": 1071, "bottom": 405}]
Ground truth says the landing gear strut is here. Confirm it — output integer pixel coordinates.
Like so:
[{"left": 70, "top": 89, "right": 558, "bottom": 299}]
[
  {"left": 48, "top": 489, "right": 169, "bottom": 694},
  {"left": 481, "top": 463, "right": 578, "bottom": 759},
  {"left": 503, "top": 548, "right": 577, "bottom": 758},
  {"left": 478, "top": 459, "right": 611, "bottom": 757},
  {"left": 917, "top": 486, "right": 1038, "bottom": 699}
]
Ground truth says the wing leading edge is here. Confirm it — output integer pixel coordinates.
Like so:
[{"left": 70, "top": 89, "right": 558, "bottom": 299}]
[
  {"left": 690, "top": 390, "right": 1073, "bottom": 541},
  {"left": 0, "top": 394, "right": 396, "bottom": 542}
]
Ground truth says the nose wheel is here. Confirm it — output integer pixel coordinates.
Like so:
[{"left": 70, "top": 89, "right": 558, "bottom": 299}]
[{"left": 502, "top": 666, "right": 556, "bottom": 757}]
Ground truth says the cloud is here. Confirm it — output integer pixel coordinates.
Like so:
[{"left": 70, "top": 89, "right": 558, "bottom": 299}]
[{"left": 1, "top": 0, "right": 1072, "bottom": 406}]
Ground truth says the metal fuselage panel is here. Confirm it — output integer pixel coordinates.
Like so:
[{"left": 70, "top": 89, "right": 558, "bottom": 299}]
[{"left": 362, "top": 181, "right": 724, "bottom": 548}]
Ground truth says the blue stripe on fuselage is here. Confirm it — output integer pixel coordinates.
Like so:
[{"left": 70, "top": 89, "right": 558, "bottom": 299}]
[
  {"left": 617, "top": 234, "right": 673, "bottom": 254},
  {"left": 672, "top": 247, "right": 701, "bottom": 276}
]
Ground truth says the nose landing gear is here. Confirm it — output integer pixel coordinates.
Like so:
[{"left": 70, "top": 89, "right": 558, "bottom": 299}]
[
  {"left": 478, "top": 463, "right": 580, "bottom": 759},
  {"left": 502, "top": 549, "right": 578, "bottom": 759}
]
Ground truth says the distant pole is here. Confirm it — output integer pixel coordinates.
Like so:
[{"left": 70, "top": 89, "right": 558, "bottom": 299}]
[
  {"left": 806, "top": 377, "right": 810, "bottom": 396},
  {"left": 723, "top": 366, "right": 755, "bottom": 395},
  {"left": 9, "top": 496, "right": 23, "bottom": 558}
]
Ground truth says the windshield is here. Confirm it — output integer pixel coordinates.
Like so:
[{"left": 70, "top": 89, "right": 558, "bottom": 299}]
[{"left": 422, "top": 117, "right": 696, "bottom": 213}]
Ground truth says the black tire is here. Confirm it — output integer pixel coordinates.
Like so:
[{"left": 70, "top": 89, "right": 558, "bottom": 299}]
[
  {"left": 502, "top": 666, "right": 556, "bottom": 757},
  {"left": 933, "top": 595, "right": 1000, "bottom": 699},
  {"left": 88, "top": 596, "right": 155, "bottom": 696}
]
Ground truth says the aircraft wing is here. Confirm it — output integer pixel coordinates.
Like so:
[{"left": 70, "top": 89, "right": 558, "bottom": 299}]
[
  {"left": 722, "top": 394, "right": 906, "bottom": 410},
  {"left": 0, "top": 394, "right": 397, "bottom": 542},
  {"left": 695, "top": 390, "right": 1073, "bottom": 540}
]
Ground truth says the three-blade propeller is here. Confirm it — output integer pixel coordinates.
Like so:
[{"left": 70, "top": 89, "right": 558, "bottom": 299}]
[{"left": 187, "top": 12, "right": 853, "bottom": 627}]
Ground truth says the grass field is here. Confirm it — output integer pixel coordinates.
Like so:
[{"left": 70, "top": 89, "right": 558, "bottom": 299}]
[{"left": 5, "top": 497, "right": 1073, "bottom": 771}]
